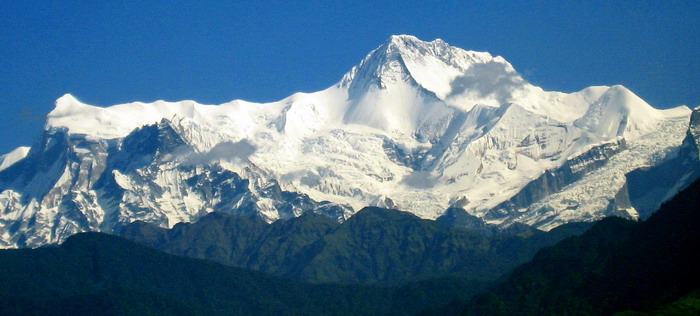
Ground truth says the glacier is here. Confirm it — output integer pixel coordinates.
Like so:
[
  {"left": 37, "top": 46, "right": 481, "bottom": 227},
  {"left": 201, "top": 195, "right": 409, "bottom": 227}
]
[{"left": 0, "top": 34, "right": 693, "bottom": 248}]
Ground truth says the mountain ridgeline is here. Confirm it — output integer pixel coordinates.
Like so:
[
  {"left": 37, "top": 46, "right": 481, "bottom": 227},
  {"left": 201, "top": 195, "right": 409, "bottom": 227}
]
[
  {"left": 0, "top": 35, "right": 695, "bottom": 248},
  {"left": 119, "top": 206, "right": 591, "bottom": 284}
]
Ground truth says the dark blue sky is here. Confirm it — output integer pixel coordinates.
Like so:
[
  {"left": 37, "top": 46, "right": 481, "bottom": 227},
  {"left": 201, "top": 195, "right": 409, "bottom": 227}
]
[{"left": 1, "top": 1, "right": 698, "bottom": 154}]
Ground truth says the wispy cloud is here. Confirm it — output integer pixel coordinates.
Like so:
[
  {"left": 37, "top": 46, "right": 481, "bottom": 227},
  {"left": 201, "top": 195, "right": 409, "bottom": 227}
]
[
  {"left": 186, "top": 140, "right": 257, "bottom": 165},
  {"left": 448, "top": 62, "right": 525, "bottom": 104}
]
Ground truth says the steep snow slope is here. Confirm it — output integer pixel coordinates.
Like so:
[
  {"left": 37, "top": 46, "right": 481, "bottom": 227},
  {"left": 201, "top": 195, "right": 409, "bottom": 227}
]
[
  {"left": 498, "top": 116, "right": 689, "bottom": 230},
  {"left": 0, "top": 35, "right": 692, "bottom": 247},
  {"left": 623, "top": 107, "right": 700, "bottom": 220}
]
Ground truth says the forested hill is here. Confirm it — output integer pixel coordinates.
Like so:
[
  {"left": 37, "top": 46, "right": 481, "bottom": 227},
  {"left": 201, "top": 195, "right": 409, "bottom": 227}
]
[
  {"left": 120, "top": 206, "right": 591, "bottom": 284},
  {"left": 459, "top": 177, "right": 700, "bottom": 315},
  {"left": 0, "top": 232, "right": 489, "bottom": 315}
]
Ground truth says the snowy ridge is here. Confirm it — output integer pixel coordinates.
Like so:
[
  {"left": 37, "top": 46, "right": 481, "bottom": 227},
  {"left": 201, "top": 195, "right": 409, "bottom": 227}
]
[
  {"left": 0, "top": 35, "right": 693, "bottom": 247},
  {"left": 0, "top": 146, "right": 30, "bottom": 172},
  {"left": 574, "top": 85, "right": 689, "bottom": 141}
]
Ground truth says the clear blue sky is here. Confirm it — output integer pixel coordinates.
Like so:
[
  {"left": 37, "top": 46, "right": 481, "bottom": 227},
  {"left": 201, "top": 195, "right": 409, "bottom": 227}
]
[{"left": 1, "top": 1, "right": 699, "bottom": 154}]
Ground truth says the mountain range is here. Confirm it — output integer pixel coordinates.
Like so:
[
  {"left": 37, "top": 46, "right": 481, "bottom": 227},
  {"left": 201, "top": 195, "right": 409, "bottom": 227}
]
[{"left": 0, "top": 34, "right": 696, "bottom": 248}]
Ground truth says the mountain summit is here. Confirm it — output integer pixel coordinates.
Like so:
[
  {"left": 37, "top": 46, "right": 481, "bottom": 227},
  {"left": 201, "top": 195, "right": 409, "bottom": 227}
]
[
  {"left": 0, "top": 35, "right": 693, "bottom": 247},
  {"left": 340, "top": 35, "right": 509, "bottom": 99}
]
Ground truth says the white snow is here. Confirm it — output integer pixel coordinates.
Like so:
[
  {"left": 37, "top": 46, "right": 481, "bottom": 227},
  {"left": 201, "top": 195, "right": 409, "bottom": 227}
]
[
  {"left": 574, "top": 85, "right": 690, "bottom": 141},
  {"left": 516, "top": 115, "right": 690, "bottom": 230},
  {"left": 0, "top": 146, "right": 30, "bottom": 171}
]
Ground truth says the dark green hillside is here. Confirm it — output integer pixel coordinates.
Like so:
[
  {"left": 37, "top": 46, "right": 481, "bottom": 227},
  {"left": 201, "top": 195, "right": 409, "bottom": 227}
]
[
  {"left": 121, "top": 207, "right": 590, "bottom": 284},
  {"left": 0, "top": 232, "right": 487, "bottom": 315},
  {"left": 461, "top": 177, "right": 700, "bottom": 315}
]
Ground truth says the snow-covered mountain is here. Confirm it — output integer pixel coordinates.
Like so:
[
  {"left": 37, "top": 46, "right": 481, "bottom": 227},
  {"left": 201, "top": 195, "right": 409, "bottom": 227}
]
[{"left": 0, "top": 35, "right": 693, "bottom": 248}]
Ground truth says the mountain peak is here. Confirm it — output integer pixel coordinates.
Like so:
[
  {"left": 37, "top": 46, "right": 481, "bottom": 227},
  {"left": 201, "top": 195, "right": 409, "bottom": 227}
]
[
  {"left": 381, "top": 34, "right": 448, "bottom": 53},
  {"left": 385, "top": 34, "right": 422, "bottom": 44},
  {"left": 56, "top": 93, "right": 79, "bottom": 104},
  {"left": 574, "top": 85, "right": 691, "bottom": 140},
  {"left": 52, "top": 94, "right": 85, "bottom": 115},
  {"left": 339, "top": 35, "right": 512, "bottom": 101}
]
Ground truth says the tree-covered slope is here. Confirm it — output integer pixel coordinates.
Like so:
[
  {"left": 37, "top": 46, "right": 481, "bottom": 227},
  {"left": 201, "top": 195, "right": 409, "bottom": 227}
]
[
  {"left": 461, "top": 177, "right": 700, "bottom": 315},
  {"left": 0, "top": 232, "right": 488, "bottom": 315},
  {"left": 121, "top": 207, "right": 591, "bottom": 284}
]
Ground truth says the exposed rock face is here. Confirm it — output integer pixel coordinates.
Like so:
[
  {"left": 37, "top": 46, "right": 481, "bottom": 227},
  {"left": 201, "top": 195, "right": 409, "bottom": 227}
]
[
  {"left": 0, "top": 121, "right": 350, "bottom": 248},
  {"left": 488, "top": 139, "right": 626, "bottom": 221}
]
